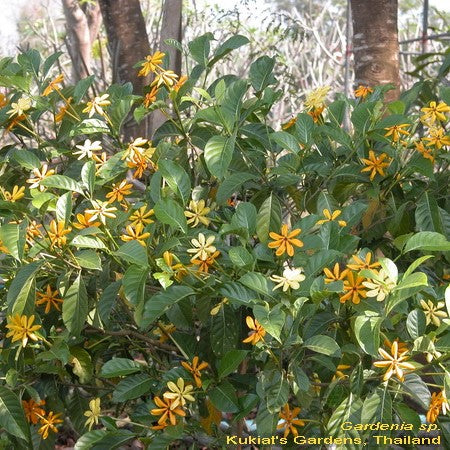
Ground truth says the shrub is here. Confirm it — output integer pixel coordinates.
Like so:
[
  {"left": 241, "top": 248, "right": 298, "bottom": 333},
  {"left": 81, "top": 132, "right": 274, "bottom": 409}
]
[{"left": 0, "top": 35, "right": 449, "bottom": 448}]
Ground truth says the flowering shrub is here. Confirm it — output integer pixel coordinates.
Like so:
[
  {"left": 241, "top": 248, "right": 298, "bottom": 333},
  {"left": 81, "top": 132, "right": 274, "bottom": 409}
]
[{"left": 0, "top": 35, "right": 450, "bottom": 448}]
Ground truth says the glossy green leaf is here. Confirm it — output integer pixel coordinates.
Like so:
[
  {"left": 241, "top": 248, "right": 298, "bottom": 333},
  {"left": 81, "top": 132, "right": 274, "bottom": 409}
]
[{"left": 62, "top": 274, "right": 88, "bottom": 336}]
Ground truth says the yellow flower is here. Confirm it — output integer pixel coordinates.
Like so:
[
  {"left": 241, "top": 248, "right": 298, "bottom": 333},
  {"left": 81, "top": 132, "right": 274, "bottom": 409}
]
[
  {"left": 106, "top": 180, "right": 133, "bottom": 203},
  {"left": 120, "top": 223, "right": 150, "bottom": 246},
  {"left": 151, "top": 70, "right": 179, "bottom": 88},
  {"left": 26, "top": 164, "right": 56, "bottom": 191},
  {"left": 307, "top": 105, "right": 325, "bottom": 123},
  {"left": 420, "top": 299, "right": 448, "bottom": 327},
  {"left": 173, "top": 75, "right": 188, "bottom": 92},
  {"left": 6, "top": 114, "right": 27, "bottom": 132},
  {"left": 122, "top": 137, "right": 149, "bottom": 161},
  {"left": 84, "top": 398, "right": 101, "bottom": 430},
  {"left": 162, "top": 251, "right": 188, "bottom": 281},
  {"left": 129, "top": 206, "right": 154, "bottom": 227},
  {"left": 270, "top": 267, "right": 305, "bottom": 291},
  {"left": 187, "top": 233, "right": 216, "bottom": 261},
  {"left": 0, "top": 93, "right": 7, "bottom": 107},
  {"left": 323, "top": 263, "right": 349, "bottom": 284},
  {"left": 36, "top": 285, "right": 63, "bottom": 314},
  {"left": 282, "top": 117, "right": 297, "bottom": 130},
  {"left": 423, "top": 127, "right": 450, "bottom": 149},
  {"left": 340, "top": 272, "right": 367, "bottom": 304},
  {"left": 153, "top": 322, "right": 176, "bottom": 343},
  {"left": 181, "top": 356, "right": 209, "bottom": 388},
  {"left": 332, "top": 364, "right": 351, "bottom": 381},
  {"left": 304, "top": 86, "right": 330, "bottom": 110},
  {"left": 2, "top": 185, "right": 25, "bottom": 202},
  {"left": 277, "top": 404, "right": 305, "bottom": 438},
  {"left": 48, "top": 219, "right": 72, "bottom": 248},
  {"left": 82, "top": 93, "right": 111, "bottom": 118},
  {"left": 414, "top": 140, "right": 435, "bottom": 163},
  {"left": 55, "top": 97, "right": 73, "bottom": 122},
  {"left": 92, "top": 152, "right": 108, "bottom": 174},
  {"left": 427, "top": 391, "right": 449, "bottom": 423},
  {"left": 242, "top": 316, "right": 266, "bottom": 345},
  {"left": 268, "top": 224, "right": 303, "bottom": 257},
  {"left": 43, "top": 73, "right": 64, "bottom": 96},
  {"left": 192, "top": 250, "right": 221, "bottom": 274},
  {"left": 316, "top": 209, "right": 347, "bottom": 227},
  {"left": 184, "top": 199, "right": 211, "bottom": 227},
  {"left": 163, "top": 378, "right": 195, "bottom": 409},
  {"left": 384, "top": 123, "right": 410, "bottom": 142},
  {"left": 38, "top": 411, "right": 63, "bottom": 440},
  {"left": 7, "top": 96, "right": 32, "bottom": 117},
  {"left": 138, "top": 51, "right": 165, "bottom": 77},
  {"left": 0, "top": 239, "right": 9, "bottom": 254},
  {"left": 354, "top": 85, "right": 373, "bottom": 99},
  {"left": 347, "top": 252, "right": 380, "bottom": 271},
  {"left": 143, "top": 85, "right": 159, "bottom": 107},
  {"left": 73, "top": 212, "right": 101, "bottom": 229},
  {"left": 5, "top": 314, "right": 42, "bottom": 347},
  {"left": 150, "top": 396, "right": 185, "bottom": 427},
  {"left": 384, "top": 338, "right": 408, "bottom": 354},
  {"left": 361, "top": 150, "right": 391, "bottom": 180},
  {"left": 22, "top": 398, "right": 46, "bottom": 424},
  {"left": 421, "top": 101, "right": 450, "bottom": 125},
  {"left": 373, "top": 340, "right": 415, "bottom": 382},
  {"left": 26, "top": 221, "right": 43, "bottom": 243}
]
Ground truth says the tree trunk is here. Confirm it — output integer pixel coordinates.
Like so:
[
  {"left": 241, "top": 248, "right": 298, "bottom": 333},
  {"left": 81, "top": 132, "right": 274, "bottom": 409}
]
[
  {"left": 62, "top": 0, "right": 92, "bottom": 81},
  {"left": 98, "top": 0, "right": 151, "bottom": 138},
  {"left": 150, "top": 0, "right": 183, "bottom": 135},
  {"left": 350, "top": 0, "right": 400, "bottom": 102}
]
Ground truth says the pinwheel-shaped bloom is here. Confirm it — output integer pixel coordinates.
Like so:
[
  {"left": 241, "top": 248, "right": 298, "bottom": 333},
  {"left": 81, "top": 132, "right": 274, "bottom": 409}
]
[{"left": 373, "top": 340, "right": 415, "bottom": 382}]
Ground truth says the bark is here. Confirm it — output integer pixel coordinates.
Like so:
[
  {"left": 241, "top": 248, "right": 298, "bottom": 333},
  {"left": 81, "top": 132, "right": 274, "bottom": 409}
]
[
  {"left": 62, "top": 0, "right": 92, "bottom": 81},
  {"left": 151, "top": 0, "right": 183, "bottom": 134},
  {"left": 98, "top": 0, "right": 151, "bottom": 138},
  {"left": 350, "top": 0, "right": 400, "bottom": 102}
]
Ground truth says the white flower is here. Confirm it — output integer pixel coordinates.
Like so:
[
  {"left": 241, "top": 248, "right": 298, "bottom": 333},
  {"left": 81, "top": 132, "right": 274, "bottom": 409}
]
[
  {"left": 7, "top": 96, "right": 32, "bottom": 117},
  {"left": 271, "top": 267, "right": 306, "bottom": 292},
  {"left": 74, "top": 139, "right": 102, "bottom": 160},
  {"left": 187, "top": 233, "right": 216, "bottom": 261},
  {"left": 82, "top": 93, "right": 111, "bottom": 117},
  {"left": 362, "top": 268, "right": 396, "bottom": 301}
]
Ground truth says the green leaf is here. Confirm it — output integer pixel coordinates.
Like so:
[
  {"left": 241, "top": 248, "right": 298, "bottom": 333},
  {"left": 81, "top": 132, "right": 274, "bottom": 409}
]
[
  {"left": 154, "top": 198, "right": 187, "bottom": 233},
  {"left": 261, "top": 370, "right": 289, "bottom": 414},
  {"left": 70, "top": 118, "right": 110, "bottom": 136},
  {"left": 406, "top": 309, "right": 426, "bottom": 339},
  {"left": 210, "top": 35, "right": 249, "bottom": 66},
  {"left": 81, "top": 160, "right": 95, "bottom": 194},
  {"left": 188, "top": 33, "right": 213, "bottom": 65},
  {"left": 294, "top": 113, "right": 314, "bottom": 145},
  {"left": 40, "top": 175, "right": 85, "bottom": 194},
  {"left": 9, "top": 148, "right": 41, "bottom": 169},
  {"left": 229, "top": 246, "right": 254, "bottom": 268},
  {"left": 74, "top": 250, "right": 102, "bottom": 270},
  {"left": 415, "top": 192, "right": 447, "bottom": 235},
  {"left": 98, "top": 281, "right": 121, "bottom": 327},
  {"left": 70, "top": 347, "right": 93, "bottom": 383},
  {"left": 141, "top": 286, "right": 194, "bottom": 328},
  {"left": 114, "top": 241, "right": 148, "bottom": 267},
  {"left": 56, "top": 191, "right": 72, "bottom": 226},
  {"left": 74, "top": 430, "right": 108, "bottom": 450},
  {"left": 353, "top": 314, "right": 383, "bottom": 356},
  {"left": 209, "top": 380, "right": 240, "bottom": 413},
  {"left": 256, "top": 193, "right": 282, "bottom": 243},
  {"left": 240, "top": 272, "right": 274, "bottom": 298},
  {"left": 210, "top": 306, "right": 239, "bottom": 357},
  {"left": 62, "top": 274, "right": 88, "bottom": 336},
  {"left": 204, "top": 135, "right": 235, "bottom": 179},
  {"left": 0, "top": 223, "right": 24, "bottom": 261},
  {"left": 304, "top": 335, "right": 341, "bottom": 357},
  {"left": 402, "top": 374, "right": 431, "bottom": 409},
  {"left": 7, "top": 260, "right": 43, "bottom": 315},
  {"left": 270, "top": 131, "right": 300, "bottom": 153},
  {"left": 100, "top": 358, "right": 142, "bottom": 378},
  {"left": 253, "top": 303, "right": 285, "bottom": 342},
  {"left": 232, "top": 202, "right": 257, "bottom": 234},
  {"left": 73, "top": 75, "right": 95, "bottom": 102},
  {"left": 158, "top": 160, "right": 191, "bottom": 205},
  {"left": 112, "top": 374, "right": 152, "bottom": 402},
  {"left": 122, "top": 265, "right": 147, "bottom": 319},
  {"left": 403, "top": 255, "right": 433, "bottom": 279},
  {"left": 327, "top": 394, "right": 363, "bottom": 437},
  {"left": 249, "top": 56, "right": 276, "bottom": 92},
  {"left": 0, "top": 386, "right": 30, "bottom": 442},
  {"left": 361, "top": 388, "right": 392, "bottom": 424},
  {"left": 404, "top": 231, "right": 450, "bottom": 252},
  {"left": 70, "top": 235, "right": 107, "bottom": 249},
  {"left": 395, "top": 272, "right": 428, "bottom": 291},
  {"left": 216, "top": 172, "right": 256, "bottom": 204},
  {"left": 217, "top": 350, "right": 248, "bottom": 379}
]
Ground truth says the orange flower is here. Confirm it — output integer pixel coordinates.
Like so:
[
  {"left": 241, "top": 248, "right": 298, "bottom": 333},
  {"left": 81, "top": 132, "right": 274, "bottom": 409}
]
[
  {"left": 138, "top": 51, "right": 165, "bottom": 77},
  {"left": 55, "top": 97, "right": 73, "bottom": 122},
  {"left": 36, "top": 285, "right": 63, "bottom": 313},
  {"left": 361, "top": 150, "right": 391, "bottom": 180},
  {"left": 426, "top": 391, "right": 449, "bottom": 423},
  {"left": 143, "top": 85, "right": 159, "bottom": 107},
  {"left": 242, "top": 316, "right": 266, "bottom": 345},
  {"left": 347, "top": 252, "right": 380, "bottom": 271},
  {"left": 47, "top": 220, "right": 72, "bottom": 248},
  {"left": 26, "top": 220, "right": 43, "bottom": 243},
  {"left": 106, "top": 180, "right": 133, "bottom": 203},
  {"left": 5, "top": 114, "right": 26, "bottom": 133},
  {"left": 150, "top": 396, "right": 185, "bottom": 427},
  {"left": 192, "top": 250, "right": 220, "bottom": 273},
  {"left": 38, "top": 411, "right": 63, "bottom": 439},
  {"left": 22, "top": 398, "right": 46, "bottom": 424},
  {"left": 354, "top": 85, "right": 373, "bottom": 99},
  {"left": 384, "top": 338, "right": 408, "bottom": 354},
  {"left": 282, "top": 117, "right": 297, "bottom": 130},
  {"left": 268, "top": 224, "right": 303, "bottom": 257},
  {"left": 373, "top": 340, "right": 415, "bottom": 382},
  {"left": 173, "top": 75, "right": 188, "bottom": 92},
  {"left": 277, "top": 404, "right": 305, "bottom": 438},
  {"left": 323, "top": 263, "right": 349, "bottom": 284},
  {"left": 307, "top": 105, "right": 325, "bottom": 123},
  {"left": 414, "top": 140, "right": 434, "bottom": 163},
  {"left": 73, "top": 212, "right": 101, "bottom": 229},
  {"left": 339, "top": 272, "right": 367, "bottom": 304},
  {"left": 181, "top": 356, "right": 209, "bottom": 388},
  {"left": 43, "top": 74, "right": 64, "bottom": 96}
]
